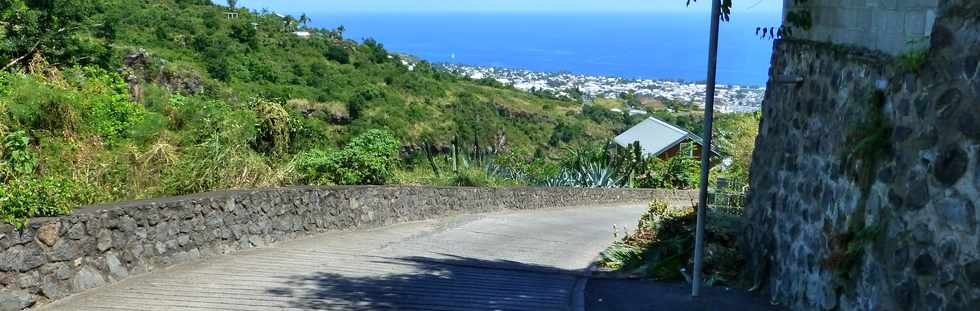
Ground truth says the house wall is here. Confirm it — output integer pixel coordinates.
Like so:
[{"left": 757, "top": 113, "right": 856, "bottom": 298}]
[
  {"left": 657, "top": 140, "right": 705, "bottom": 161},
  {"left": 784, "top": 0, "right": 939, "bottom": 55}
]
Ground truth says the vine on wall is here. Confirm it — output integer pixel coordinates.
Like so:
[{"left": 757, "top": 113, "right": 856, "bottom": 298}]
[{"left": 825, "top": 89, "right": 892, "bottom": 288}]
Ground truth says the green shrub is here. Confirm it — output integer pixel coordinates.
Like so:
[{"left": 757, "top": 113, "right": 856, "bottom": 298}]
[
  {"left": 0, "top": 131, "right": 38, "bottom": 180},
  {"left": 633, "top": 152, "right": 701, "bottom": 190},
  {"left": 324, "top": 44, "right": 350, "bottom": 64},
  {"left": 450, "top": 167, "right": 515, "bottom": 187},
  {"left": 493, "top": 147, "right": 557, "bottom": 182},
  {"left": 598, "top": 199, "right": 745, "bottom": 286},
  {"left": 897, "top": 48, "right": 928, "bottom": 73},
  {"left": 71, "top": 67, "right": 146, "bottom": 142},
  {"left": 451, "top": 169, "right": 490, "bottom": 187},
  {"left": 129, "top": 112, "right": 169, "bottom": 144},
  {"left": 2, "top": 74, "right": 77, "bottom": 132},
  {"left": 162, "top": 139, "right": 273, "bottom": 195},
  {"left": 172, "top": 97, "right": 258, "bottom": 147},
  {"left": 162, "top": 106, "right": 266, "bottom": 195},
  {"left": 598, "top": 241, "right": 645, "bottom": 270},
  {"left": 296, "top": 129, "right": 400, "bottom": 185},
  {"left": 0, "top": 176, "right": 92, "bottom": 227},
  {"left": 252, "top": 98, "right": 291, "bottom": 157}
]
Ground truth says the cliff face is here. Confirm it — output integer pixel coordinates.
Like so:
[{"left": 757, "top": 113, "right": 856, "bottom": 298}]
[{"left": 744, "top": 1, "right": 979, "bottom": 310}]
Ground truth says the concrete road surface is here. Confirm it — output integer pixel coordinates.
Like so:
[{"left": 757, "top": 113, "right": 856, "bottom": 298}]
[{"left": 41, "top": 204, "right": 646, "bottom": 311}]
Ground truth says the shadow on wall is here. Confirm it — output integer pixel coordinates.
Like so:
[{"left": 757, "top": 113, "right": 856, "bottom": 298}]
[{"left": 264, "top": 254, "right": 782, "bottom": 311}]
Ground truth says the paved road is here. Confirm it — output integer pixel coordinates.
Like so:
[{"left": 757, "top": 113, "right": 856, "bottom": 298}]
[{"left": 42, "top": 204, "right": 646, "bottom": 311}]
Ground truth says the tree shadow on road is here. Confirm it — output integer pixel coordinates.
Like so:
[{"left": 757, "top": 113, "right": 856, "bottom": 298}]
[
  {"left": 265, "top": 253, "right": 782, "bottom": 311},
  {"left": 265, "top": 253, "right": 579, "bottom": 310}
]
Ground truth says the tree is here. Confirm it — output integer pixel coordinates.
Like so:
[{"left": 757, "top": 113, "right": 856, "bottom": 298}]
[
  {"left": 227, "top": 0, "right": 237, "bottom": 9},
  {"left": 0, "top": 0, "right": 104, "bottom": 70},
  {"left": 283, "top": 15, "right": 296, "bottom": 31},
  {"left": 299, "top": 13, "right": 310, "bottom": 28},
  {"left": 362, "top": 38, "right": 389, "bottom": 64}
]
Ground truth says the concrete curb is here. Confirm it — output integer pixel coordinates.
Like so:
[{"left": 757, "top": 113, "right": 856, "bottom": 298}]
[{"left": 573, "top": 258, "right": 602, "bottom": 311}]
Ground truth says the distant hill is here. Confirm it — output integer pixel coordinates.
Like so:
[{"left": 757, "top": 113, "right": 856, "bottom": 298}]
[
  {"left": 3, "top": 0, "right": 640, "bottom": 148},
  {"left": 1, "top": 0, "right": 659, "bottom": 209}
]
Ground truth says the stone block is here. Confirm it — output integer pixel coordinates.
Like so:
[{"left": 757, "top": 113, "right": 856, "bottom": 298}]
[
  {"left": 879, "top": 0, "right": 899, "bottom": 10},
  {"left": 0, "top": 246, "right": 44, "bottom": 273},
  {"left": 35, "top": 223, "right": 60, "bottom": 248},
  {"left": 39, "top": 263, "right": 73, "bottom": 281},
  {"left": 64, "top": 223, "right": 85, "bottom": 241},
  {"left": 904, "top": 11, "right": 925, "bottom": 38},
  {"left": 38, "top": 275, "right": 68, "bottom": 301},
  {"left": 933, "top": 144, "right": 968, "bottom": 186},
  {"left": 105, "top": 253, "right": 128, "bottom": 280},
  {"left": 13, "top": 271, "right": 38, "bottom": 291},
  {"left": 70, "top": 266, "right": 105, "bottom": 292},
  {"left": 96, "top": 229, "right": 112, "bottom": 252},
  {"left": 0, "top": 289, "right": 33, "bottom": 311},
  {"left": 836, "top": 7, "right": 860, "bottom": 28},
  {"left": 47, "top": 239, "right": 82, "bottom": 263}
]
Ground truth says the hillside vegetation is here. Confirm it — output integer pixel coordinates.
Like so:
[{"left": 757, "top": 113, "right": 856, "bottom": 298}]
[{"left": 0, "top": 0, "right": 759, "bottom": 226}]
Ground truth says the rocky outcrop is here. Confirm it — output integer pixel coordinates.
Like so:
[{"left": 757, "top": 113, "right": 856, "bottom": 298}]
[
  {"left": 743, "top": 1, "right": 978, "bottom": 310},
  {"left": 121, "top": 48, "right": 204, "bottom": 99},
  {"left": 0, "top": 186, "right": 693, "bottom": 309}
]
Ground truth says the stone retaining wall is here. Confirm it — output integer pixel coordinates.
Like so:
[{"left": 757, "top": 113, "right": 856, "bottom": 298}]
[
  {"left": 744, "top": 1, "right": 978, "bottom": 310},
  {"left": 0, "top": 186, "right": 693, "bottom": 310}
]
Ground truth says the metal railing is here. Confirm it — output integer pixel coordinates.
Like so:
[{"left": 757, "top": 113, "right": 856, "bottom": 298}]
[
  {"left": 707, "top": 178, "right": 747, "bottom": 216},
  {"left": 708, "top": 190, "right": 746, "bottom": 216}
]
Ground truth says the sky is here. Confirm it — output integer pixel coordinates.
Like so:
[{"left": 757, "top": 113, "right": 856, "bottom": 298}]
[{"left": 222, "top": 0, "right": 783, "bottom": 14}]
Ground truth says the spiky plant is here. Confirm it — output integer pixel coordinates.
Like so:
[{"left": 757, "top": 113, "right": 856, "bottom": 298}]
[
  {"left": 542, "top": 170, "right": 576, "bottom": 187},
  {"left": 576, "top": 161, "right": 623, "bottom": 188}
]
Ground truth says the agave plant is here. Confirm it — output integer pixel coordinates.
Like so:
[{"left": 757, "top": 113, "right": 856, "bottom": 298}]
[
  {"left": 576, "top": 161, "right": 623, "bottom": 188},
  {"left": 542, "top": 169, "right": 576, "bottom": 187},
  {"left": 540, "top": 161, "right": 624, "bottom": 188},
  {"left": 481, "top": 160, "right": 530, "bottom": 182}
]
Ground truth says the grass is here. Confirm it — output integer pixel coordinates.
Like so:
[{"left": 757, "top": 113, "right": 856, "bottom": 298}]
[
  {"left": 897, "top": 48, "right": 928, "bottom": 73},
  {"left": 593, "top": 97, "right": 627, "bottom": 110}
]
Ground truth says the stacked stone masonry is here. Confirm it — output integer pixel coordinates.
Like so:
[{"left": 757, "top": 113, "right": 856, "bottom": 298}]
[
  {"left": 0, "top": 186, "right": 694, "bottom": 310},
  {"left": 745, "top": 0, "right": 979, "bottom": 310}
]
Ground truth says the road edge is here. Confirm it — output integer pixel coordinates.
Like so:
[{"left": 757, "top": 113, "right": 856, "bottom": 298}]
[{"left": 574, "top": 258, "right": 602, "bottom": 311}]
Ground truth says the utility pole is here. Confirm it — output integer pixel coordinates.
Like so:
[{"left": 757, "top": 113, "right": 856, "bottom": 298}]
[{"left": 692, "top": 0, "right": 722, "bottom": 298}]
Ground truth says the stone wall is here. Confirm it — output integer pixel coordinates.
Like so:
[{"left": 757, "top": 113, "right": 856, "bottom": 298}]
[
  {"left": 784, "top": 0, "right": 939, "bottom": 55},
  {"left": 0, "top": 186, "right": 693, "bottom": 310},
  {"left": 745, "top": 1, "right": 978, "bottom": 310}
]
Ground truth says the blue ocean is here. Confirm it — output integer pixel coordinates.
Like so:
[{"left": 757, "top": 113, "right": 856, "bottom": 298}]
[{"left": 310, "top": 12, "right": 781, "bottom": 86}]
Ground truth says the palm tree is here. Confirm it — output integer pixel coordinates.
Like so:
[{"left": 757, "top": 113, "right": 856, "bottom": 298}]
[{"left": 299, "top": 13, "right": 311, "bottom": 28}]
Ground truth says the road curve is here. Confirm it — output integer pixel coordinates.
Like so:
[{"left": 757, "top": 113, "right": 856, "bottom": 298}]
[{"left": 41, "top": 204, "right": 647, "bottom": 311}]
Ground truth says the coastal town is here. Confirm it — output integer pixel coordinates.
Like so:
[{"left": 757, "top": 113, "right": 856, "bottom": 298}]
[{"left": 438, "top": 63, "right": 766, "bottom": 113}]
